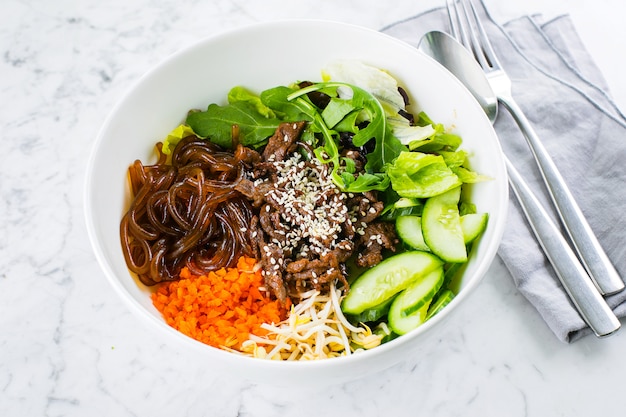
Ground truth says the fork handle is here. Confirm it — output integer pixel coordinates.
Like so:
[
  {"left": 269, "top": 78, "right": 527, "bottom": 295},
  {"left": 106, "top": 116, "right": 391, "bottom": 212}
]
[
  {"left": 499, "top": 94, "right": 624, "bottom": 295},
  {"left": 505, "top": 157, "right": 620, "bottom": 337}
]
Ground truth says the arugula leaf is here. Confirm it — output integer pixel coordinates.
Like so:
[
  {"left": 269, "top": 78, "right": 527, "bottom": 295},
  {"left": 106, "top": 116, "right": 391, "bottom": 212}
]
[
  {"left": 289, "top": 81, "right": 404, "bottom": 191},
  {"left": 289, "top": 82, "right": 383, "bottom": 147},
  {"left": 343, "top": 172, "right": 390, "bottom": 192},
  {"left": 333, "top": 110, "right": 361, "bottom": 134},
  {"left": 186, "top": 101, "right": 281, "bottom": 149},
  {"left": 228, "top": 86, "right": 277, "bottom": 118},
  {"left": 261, "top": 86, "right": 315, "bottom": 122},
  {"left": 366, "top": 125, "right": 406, "bottom": 173},
  {"left": 321, "top": 98, "right": 356, "bottom": 128}
]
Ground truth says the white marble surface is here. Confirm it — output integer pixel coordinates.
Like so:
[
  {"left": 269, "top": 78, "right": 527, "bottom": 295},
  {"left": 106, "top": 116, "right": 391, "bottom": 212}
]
[{"left": 2, "top": 0, "right": 626, "bottom": 415}]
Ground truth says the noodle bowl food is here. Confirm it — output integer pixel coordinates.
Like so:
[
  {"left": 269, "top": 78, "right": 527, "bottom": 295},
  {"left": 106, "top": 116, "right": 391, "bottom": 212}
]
[
  {"left": 120, "top": 60, "right": 495, "bottom": 359},
  {"left": 85, "top": 20, "right": 507, "bottom": 384}
]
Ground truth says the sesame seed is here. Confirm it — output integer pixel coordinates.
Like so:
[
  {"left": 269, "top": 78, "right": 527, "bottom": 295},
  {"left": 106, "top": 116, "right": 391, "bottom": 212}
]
[{"left": 254, "top": 149, "right": 363, "bottom": 280}]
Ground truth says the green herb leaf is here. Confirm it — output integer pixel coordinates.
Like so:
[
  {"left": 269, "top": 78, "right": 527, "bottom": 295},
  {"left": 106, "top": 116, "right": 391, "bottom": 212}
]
[
  {"left": 261, "top": 86, "right": 316, "bottom": 122},
  {"left": 366, "top": 127, "right": 407, "bottom": 173},
  {"left": 321, "top": 98, "right": 356, "bottom": 128},
  {"left": 186, "top": 101, "right": 281, "bottom": 149},
  {"left": 228, "top": 86, "right": 277, "bottom": 118}
]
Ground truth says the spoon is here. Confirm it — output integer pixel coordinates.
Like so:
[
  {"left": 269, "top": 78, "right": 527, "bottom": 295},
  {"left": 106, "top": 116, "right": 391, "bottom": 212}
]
[{"left": 418, "top": 30, "right": 620, "bottom": 337}]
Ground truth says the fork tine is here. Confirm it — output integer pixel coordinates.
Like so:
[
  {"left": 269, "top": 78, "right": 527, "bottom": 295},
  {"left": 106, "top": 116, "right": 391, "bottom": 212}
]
[
  {"left": 463, "top": 0, "right": 502, "bottom": 69},
  {"left": 456, "top": 0, "right": 490, "bottom": 69},
  {"left": 446, "top": 0, "right": 461, "bottom": 40},
  {"left": 446, "top": 0, "right": 499, "bottom": 71},
  {"left": 447, "top": 0, "right": 472, "bottom": 53}
]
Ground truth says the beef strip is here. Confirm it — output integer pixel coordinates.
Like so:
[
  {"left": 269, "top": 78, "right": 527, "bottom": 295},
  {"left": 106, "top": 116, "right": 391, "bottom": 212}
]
[
  {"left": 234, "top": 179, "right": 274, "bottom": 207},
  {"left": 234, "top": 144, "right": 262, "bottom": 166},
  {"left": 258, "top": 204, "right": 292, "bottom": 254},
  {"left": 284, "top": 252, "right": 347, "bottom": 295},
  {"left": 259, "top": 238, "right": 287, "bottom": 302},
  {"left": 356, "top": 221, "right": 399, "bottom": 268},
  {"left": 262, "top": 121, "right": 307, "bottom": 162}
]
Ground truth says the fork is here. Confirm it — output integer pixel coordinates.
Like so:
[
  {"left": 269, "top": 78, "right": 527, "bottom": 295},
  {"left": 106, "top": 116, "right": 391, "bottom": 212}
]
[{"left": 446, "top": 0, "right": 624, "bottom": 296}]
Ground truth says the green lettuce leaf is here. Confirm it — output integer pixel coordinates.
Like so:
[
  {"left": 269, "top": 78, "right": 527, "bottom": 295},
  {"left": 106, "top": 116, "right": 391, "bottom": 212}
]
[
  {"left": 162, "top": 124, "right": 195, "bottom": 155},
  {"left": 386, "top": 151, "right": 462, "bottom": 198},
  {"left": 451, "top": 166, "right": 492, "bottom": 183}
]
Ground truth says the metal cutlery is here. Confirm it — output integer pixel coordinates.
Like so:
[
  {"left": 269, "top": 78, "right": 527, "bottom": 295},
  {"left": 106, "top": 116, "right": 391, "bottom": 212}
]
[
  {"left": 418, "top": 27, "right": 620, "bottom": 337},
  {"left": 446, "top": 0, "right": 624, "bottom": 296}
]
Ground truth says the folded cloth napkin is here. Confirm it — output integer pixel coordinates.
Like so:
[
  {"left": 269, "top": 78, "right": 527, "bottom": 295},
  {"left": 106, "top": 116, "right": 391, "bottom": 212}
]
[{"left": 381, "top": 0, "right": 626, "bottom": 343}]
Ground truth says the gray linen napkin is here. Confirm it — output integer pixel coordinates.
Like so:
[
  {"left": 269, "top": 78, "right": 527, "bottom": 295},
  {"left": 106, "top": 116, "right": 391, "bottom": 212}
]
[{"left": 381, "top": 0, "right": 626, "bottom": 342}]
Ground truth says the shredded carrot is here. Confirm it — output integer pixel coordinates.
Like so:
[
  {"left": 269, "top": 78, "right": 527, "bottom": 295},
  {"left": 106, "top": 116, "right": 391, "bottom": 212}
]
[{"left": 151, "top": 256, "right": 290, "bottom": 351}]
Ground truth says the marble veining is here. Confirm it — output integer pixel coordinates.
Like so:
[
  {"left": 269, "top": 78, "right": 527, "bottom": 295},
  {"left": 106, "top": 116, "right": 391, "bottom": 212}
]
[{"left": 2, "top": 0, "right": 626, "bottom": 416}]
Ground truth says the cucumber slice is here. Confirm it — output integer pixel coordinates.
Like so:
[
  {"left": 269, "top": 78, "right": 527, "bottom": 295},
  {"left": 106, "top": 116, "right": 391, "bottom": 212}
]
[
  {"left": 396, "top": 216, "right": 430, "bottom": 252},
  {"left": 460, "top": 213, "right": 489, "bottom": 244},
  {"left": 425, "top": 289, "right": 455, "bottom": 320},
  {"left": 348, "top": 295, "right": 395, "bottom": 323},
  {"left": 394, "top": 267, "right": 444, "bottom": 317},
  {"left": 388, "top": 299, "right": 430, "bottom": 335},
  {"left": 341, "top": 251, "right": 443, "bottom": 315},
  {"left": 422, "top": 186, "right": 467, "bottom": 263},
  {"left": 394, "top": 198, "right": 421, "bottom": 209}
]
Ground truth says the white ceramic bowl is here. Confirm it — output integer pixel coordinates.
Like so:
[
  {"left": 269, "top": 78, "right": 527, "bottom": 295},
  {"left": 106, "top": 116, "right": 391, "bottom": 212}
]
[{"left": 85, "top": 20, "right": 508, "bottom": 386}]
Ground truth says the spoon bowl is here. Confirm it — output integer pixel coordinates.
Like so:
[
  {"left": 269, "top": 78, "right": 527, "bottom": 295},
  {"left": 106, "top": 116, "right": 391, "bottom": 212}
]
[{"left": 419, "top": 31, "right": 497, "bottom": 122}]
